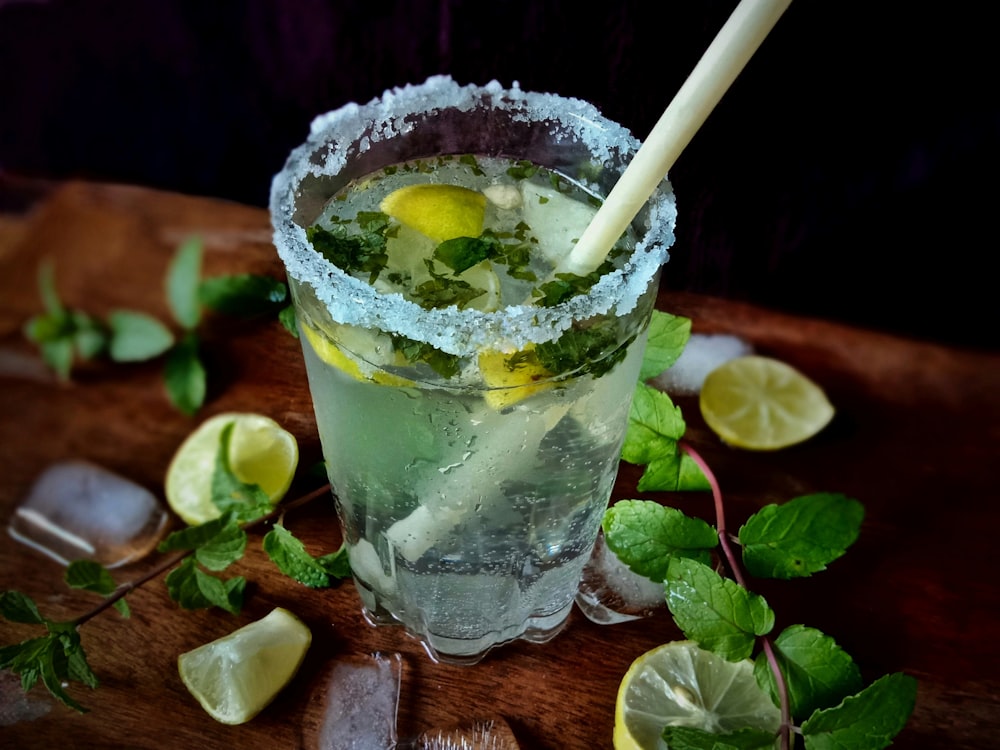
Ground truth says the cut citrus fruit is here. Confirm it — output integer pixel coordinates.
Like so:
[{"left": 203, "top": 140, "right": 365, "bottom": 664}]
[
  {"left": 165, "top": 412, "right": 299, "bottom": 525},
  {"left": 178, "top": 607, "right": 311, "bottom": 725},
  {"left": 614, "top": 641, "right": 780, "bottom": 750},
  {"left": 301, "top": 321, "right": 414, "bottom": 387},
  {"left": 380, "top": 183, "right": 486, "bottom": 242},
  {"left": 699, "top": 355, "right": 834, "bottom": 451},
  {"left": 478, "top": 346, "right": 554, "bottom": 410}
]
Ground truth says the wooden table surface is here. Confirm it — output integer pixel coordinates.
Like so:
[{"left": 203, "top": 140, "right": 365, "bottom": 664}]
[{"left": 1, "top": 181, "right": 997, "bottom": 749}]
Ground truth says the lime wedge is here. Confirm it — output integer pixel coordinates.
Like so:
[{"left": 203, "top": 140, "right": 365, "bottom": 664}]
[
  {"left": 301, "top": 321, "right": 414, "bottom": 387},
  {"left": 380, "top": 183, "right": 486, "bottom": 242},
  {"left": 178, "top": 607, "right": 311, "bottom": 725},
  {"left": 165, "top": 413, "right": 298, "bottom": 525},
  {"left": 614, "top": 641, "right": 780, "bottom": 749},
  {"left": 699, "top": 355, "right": 835, "bottom": 451}
]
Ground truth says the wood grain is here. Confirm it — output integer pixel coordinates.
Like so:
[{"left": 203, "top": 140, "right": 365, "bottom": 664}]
[{"left": 1, "top": 182, "right": 997, "bottom": 748}]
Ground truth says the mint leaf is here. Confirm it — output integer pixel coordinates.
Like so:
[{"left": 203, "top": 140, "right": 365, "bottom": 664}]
[
  {"left": 70, "top": 311, "right": 108, "bottom": 359},
  {"left": 199, "top": 274, "right": 289, "bottom": 316},
  {"left": 433, "top": 235, "right": 498, "bottom": 273},
  {"left": 163, "top": 332, "right": 206, "bottom": 415},
  {"left": 739, "top": 493, "right": 864, "bottom": 579},
  {"left": 166, "top": 236, "right": 203, "bottom": 330},
  {"left": 263, "top": 524, "right": 351, "bottom": 588},
  {"left": 754, "top": 624, "right": 863, "bottom": 719},
  {"left": 37, "top": 259, "right": 63, "bottom": 315},
  {"left": 665, "top": 556, "right": 774, "bottom": 661},
  {"left": 661, "top": 726, "right": 778, "bottom": 749},
  {"left": 158, "top": 514, "right": 235, "bottom": 553},
  {"left": 622, "top": 383, "right": 686, "bottom": 463},
  {"left": 603, "top": 500, "right": 717, "bottom": 581},
  {"left": 65, "top": 561, "right": 130, "bottom": 618},
  {"left": 278, "top": 304, "right": 298, "bottom": 337},
  {"left": 164, "top": 557, "right": 245, "bottom": 613},
  {"left": 307, "top": 223, "right": 388, "bottom": 283},
  {"left": 107, "top": 310, "right": 175, "bottom": 362},
  {"left": 193, "top": 521, "right": 247, "bottom": 572},
  {"left": 210, "top": 422, "right": 273, "bottom": 522},
  {"left": 0, "top": 590, "right": 45, "bottom": 624},
  {"left": 639, "top": 310, "right": 692, "bottom": 381},
  {"left": 535, "top": 321, "right": 630, "bottom": 378},
  {"left": 801, "top": 672, "right": 917, "bottom": 750}
]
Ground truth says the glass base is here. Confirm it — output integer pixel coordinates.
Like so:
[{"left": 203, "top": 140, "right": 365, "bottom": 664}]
[{"left": 357, "top": 585, "right": 573, "bottom": 665}]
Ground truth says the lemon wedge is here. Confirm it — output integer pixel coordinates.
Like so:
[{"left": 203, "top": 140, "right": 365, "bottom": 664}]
[
  {"left": 478, "top": 346, "right": 554, "bottom": 410},
  {"left": 380, "top": 184, "right": 486, "bottom": 242}
]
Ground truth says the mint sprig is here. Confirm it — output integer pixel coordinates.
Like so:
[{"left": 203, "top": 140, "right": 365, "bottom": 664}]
[
  {"left": 24, "top": 238, "right": 294, "bottom": 414},
  {"left": 608, "top": 320, "right": 917, "bottom": 749}
]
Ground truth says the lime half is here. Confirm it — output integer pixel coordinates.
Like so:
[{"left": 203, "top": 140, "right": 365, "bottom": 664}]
[
  {"left": 699, "top": 356, "right": 834, "bottom": 451},
  {"left": 178, "top": 607, "right": 311, "bottom": 725},
  {"left": 165, "top": 412, "right": 298, "bottom": 525},
  {"left": 614, "top": 641, "right": 780, "bottom": 749}
]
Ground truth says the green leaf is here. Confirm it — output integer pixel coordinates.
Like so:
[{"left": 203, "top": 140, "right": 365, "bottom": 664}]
[
  {"left": 158, "top": 513, "right": 235, "bottom": 553},
  {"left": 107, "top": 310, "right": 175, "bottom": 362},
  {"left": 0, "top": 630, "right": 96, "bottom": 713},
  {"left": 193, "top": 522, "right": 247, "bottom": 572},
  {"left": 307, "top": 223, "right": 388, "bottom": 284},
  {"left": 664, "top": 556, "right": 774, "bottom": 661},
  {"left": 39, "top": 337, "right": 75, "bottom": 380},
  {"left": 801, "top": 672, "right": 917, "bottom": 750},
  {"left": 739, "top": 493, "right": 864, "bottom": 579},
  {"left": 70, "top": 311, "right": 109, "bottom": 359},
  {"left": 622, "top": 383, "right": 686, "bottom": 464},
  {"left": 278, "top": 304, "right": 298, "bottom": 337},
  {"left": 210, "top": 422, "right": 273, "bottom": 522},
  {"left": 164, "top": 557, "right": 245, "bottom": 613},
  {"left": 661, "top": 726, "right": 778, "bottom": 749},
  {"left": 639, "top": 310, "right": 692, "bottom": 381},
  {"left": 65, "top": 560, "right": 116, "bottom": 594},
  {"left": 165, "top": 236, "right": 203, "bottom": 329},
  {"left": 0, "top": 591, "right": 46, "bottom": 624},
  {"left": 199, "top": 274, "right": 289, "bottom": 316},
  {"left": 56, "top": 628, "right": 98, "bottom": 689},
  {"left": 163, "top": 332, "right": 206, "bottom": 415},
  {"left": 637, "top": 452, "right": 711, "bottom": 493},
  {"left": 754, "top": 625, "right": 863, "bottom": 720},
  {"left": 262, "top": 524, "right": 351, "bottom": 588},
  {"left": 602, "top": 500, "right": 717, "bottom": 582},
  {"left": 433, "top": 236, "right": 497, "bottom": 273},
  {"left": 36, "top": 260, "right": 64, "bottom": 315}
]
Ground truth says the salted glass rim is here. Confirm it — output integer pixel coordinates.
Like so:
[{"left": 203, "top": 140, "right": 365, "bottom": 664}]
[{"left": 269, "top": 75, "right": 676, "bottom": 357}]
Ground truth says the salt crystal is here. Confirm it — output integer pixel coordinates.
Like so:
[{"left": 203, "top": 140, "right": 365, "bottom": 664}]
[
  {"left": 652, "top": 333, "right": 753, "bottom": 395},
  {"left": 7, "top": 460, "right": 169, "bottom": 569},
  {"left": 575, "top": 531, "right": 665, "bottom": 624}
]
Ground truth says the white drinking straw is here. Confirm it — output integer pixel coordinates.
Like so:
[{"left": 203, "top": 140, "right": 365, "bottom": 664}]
[{"left": 560, "top": 0, "right": 794, "bottom": 276}]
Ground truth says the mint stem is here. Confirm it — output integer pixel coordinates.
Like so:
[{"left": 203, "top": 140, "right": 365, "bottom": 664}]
[{"left": 679, "top": 441, "right": 794, "bottom": 750}]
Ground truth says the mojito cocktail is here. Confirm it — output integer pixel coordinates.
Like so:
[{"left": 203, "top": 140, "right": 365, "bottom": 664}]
[{"left": 271, "top": 77, "right": 675, "bottom": 663}]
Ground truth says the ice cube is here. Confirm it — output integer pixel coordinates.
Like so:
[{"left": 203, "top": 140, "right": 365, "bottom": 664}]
[
  {"left": 311, "top": 652, "right": 402, "bottom": 750},
  {"left": 7, "top": 460, "right": 169, "bottom": 569},
  {"left": 652, "top": 333, "right": 753, "bottom": 395},
  {"left": 575, "top": 531, "right": 665, "bottom": 624}
]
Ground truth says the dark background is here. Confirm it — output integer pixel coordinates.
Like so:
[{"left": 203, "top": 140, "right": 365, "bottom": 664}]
[{"left": 1, "top": 1, "right": 996, "bottom": 348}]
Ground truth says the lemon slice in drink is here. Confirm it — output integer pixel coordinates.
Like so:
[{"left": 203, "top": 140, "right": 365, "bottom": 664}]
[
  {"left": 178, "top": 607, "right": 311, "bottom": 725},
  {"left": 699, "top": 355, "right": 835, "bottom": 451},
  {"left": 165, "top": 413, "right": 298, "bottom": 525},
  {"left": 380, "top": 184, "right": 486, "bottom": 242},
  {"left": 301, "top": 321, "right": 415, "bottom": 387},
  {"left": 478, "top": 345, "right": 554, "bottom": 409},
  {"left": 614, "top": 641, "right": 780, "bottom": 750}
]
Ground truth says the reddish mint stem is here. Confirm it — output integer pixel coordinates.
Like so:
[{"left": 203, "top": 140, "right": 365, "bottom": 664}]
[{"left": 679, "top": 440, "right": 794, "bottom": 749}]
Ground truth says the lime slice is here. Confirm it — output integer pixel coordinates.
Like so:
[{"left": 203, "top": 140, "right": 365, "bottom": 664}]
[
  {"left": 614, "top": 641, "right": 780, "bottom": 750},
  {"left": 380, "top": 184, "right": 486, "bottom": 242},
  {"left": 165, "top": 413, "right": 298, "bottom": 525},
  {"left": 478, "top": 346, "right": 554, "bottom": 409},
  {"left": 178, "top": 607, "right": 311, "bottom": 725},
  {"left": 699, "top": 355, "right": 835, "bottom": 451}
]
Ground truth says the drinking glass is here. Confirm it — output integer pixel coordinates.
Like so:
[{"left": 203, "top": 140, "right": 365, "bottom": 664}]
[{"left": 270, "top": 76, "right": 675, "bottom": 664}]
